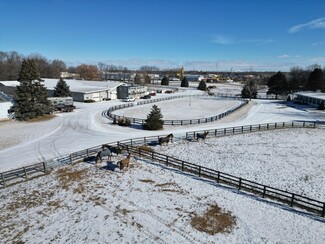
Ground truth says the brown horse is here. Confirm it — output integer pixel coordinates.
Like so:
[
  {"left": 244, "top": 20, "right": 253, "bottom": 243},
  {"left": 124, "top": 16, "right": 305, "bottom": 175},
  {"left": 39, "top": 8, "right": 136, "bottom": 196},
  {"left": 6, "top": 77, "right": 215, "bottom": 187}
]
[
  {"left": 196, "top": 131, "right": 209, "bottom": 141},
  {"left": 117, "top": 154, "right": 131, "bottom": 170},
  {"left": 158, "top": 133, "right": 174, "bottom": 145}
]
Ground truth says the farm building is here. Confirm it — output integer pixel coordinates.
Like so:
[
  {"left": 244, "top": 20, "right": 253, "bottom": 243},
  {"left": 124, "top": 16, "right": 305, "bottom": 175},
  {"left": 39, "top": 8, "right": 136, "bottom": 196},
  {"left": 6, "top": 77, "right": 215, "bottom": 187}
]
[
  {"left": 44, "top": 79, "right": 124, "bottom": 102},
  {"left": 0, "top": 79, "right": 125, "bottom": 102},
  {"left": 294, "top": 92, "right": 325, "bottom": 107},
  {"left": 117, "top": 84, "right": 148, "bottom": 99},
  {"left": 0, "top": 92, "right": 13, "bottom": 120}
]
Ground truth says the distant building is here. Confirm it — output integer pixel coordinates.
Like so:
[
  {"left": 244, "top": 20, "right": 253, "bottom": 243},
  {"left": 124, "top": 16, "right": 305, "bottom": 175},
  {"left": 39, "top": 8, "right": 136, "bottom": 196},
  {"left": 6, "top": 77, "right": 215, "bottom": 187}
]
[
  {"left": 44, "top": 79, "right": 123, "bottom": 102},
  {"left": 60, "top": 72, "right": 80, "bottom": 79},
  {"left": 117, "top": 84, "right": 148, "bottom": 99},
  {"left": 294, "top": 92, "right": 325, "bottom": 107},
  {"left": 184, "top": 75, "right": 204, "bottom": 82}
]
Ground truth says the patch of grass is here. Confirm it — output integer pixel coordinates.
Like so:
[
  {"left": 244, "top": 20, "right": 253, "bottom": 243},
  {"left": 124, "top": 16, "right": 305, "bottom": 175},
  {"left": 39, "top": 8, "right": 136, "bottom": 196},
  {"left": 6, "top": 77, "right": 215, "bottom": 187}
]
[
  {"left": 26, "top": 114, "right": 56, "bottom": 122},
  {"left": 190, "top": 205, "right": 236, "bottom": 235},
  {"left": 56, "top": 167, "right": 88, "bottom": 190},
  {"left": 139, "top": 179, "right": 155, "bottom": 184}
]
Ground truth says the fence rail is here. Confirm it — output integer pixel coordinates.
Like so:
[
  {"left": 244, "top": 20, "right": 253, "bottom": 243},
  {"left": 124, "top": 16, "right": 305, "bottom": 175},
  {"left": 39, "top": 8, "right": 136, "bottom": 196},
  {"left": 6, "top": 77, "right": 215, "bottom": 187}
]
[
  {"left": 103, "top": 94, "right": 248, "bottom": 126},
  {"left": 1, "top": 121, "right": 324, "bottom": 218}
]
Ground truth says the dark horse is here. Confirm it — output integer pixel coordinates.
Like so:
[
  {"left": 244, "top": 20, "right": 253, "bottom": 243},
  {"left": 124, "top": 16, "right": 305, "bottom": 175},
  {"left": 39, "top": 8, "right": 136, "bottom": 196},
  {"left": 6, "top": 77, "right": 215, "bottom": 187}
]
[
  {"left": 158, "top": 133, "right": 174, "bottom": 145},
  {"left": 196, "top": 131, "right": 209, "bottom": 141},
  {"left": 101, "top": 144, "right": 123, "bottom": 156},
  {"left": 95, "top": 144, "right": 124, "bottom": 164}
]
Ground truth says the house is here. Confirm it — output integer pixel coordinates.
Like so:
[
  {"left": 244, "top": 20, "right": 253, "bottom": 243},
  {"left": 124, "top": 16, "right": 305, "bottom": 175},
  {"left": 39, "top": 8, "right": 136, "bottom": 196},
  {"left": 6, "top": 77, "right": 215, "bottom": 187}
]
[{"left": 117, "top": 84, "right": 148, "bottom": 99}]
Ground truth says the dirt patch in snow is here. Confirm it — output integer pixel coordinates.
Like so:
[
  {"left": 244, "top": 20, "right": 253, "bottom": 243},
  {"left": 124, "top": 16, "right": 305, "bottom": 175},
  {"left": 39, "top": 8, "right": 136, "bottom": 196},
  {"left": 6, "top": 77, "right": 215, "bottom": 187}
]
[{"left": 191, "top": 205, "right": 236, "bottom": 235}]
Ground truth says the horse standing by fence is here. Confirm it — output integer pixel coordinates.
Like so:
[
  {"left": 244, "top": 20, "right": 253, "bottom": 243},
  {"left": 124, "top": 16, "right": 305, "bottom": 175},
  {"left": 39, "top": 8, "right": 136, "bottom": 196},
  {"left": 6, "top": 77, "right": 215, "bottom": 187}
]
[
  {"left": 96, "top": 144, "right": 124, "bottom": 164},
  {"left": 158, "top": 133, "right": 174, "bottom": 145},
  {"left": 101, "top": 144, "right": 123, "bottom": 156},
  {"left": 196, "top": 131, "right": 209, "bottom": 141},
  {"left": 96, "top": 147, "right": 112, "bottom": 164},
  {"left": 117, "top": 154, "right": 131, "bottom": 170}
]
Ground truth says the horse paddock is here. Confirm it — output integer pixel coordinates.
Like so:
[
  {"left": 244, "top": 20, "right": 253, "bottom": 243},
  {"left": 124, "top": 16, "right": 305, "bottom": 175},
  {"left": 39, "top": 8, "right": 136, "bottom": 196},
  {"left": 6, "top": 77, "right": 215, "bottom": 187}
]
[{"left": 113, "top": 97, "right": 242, "bottom": 120}]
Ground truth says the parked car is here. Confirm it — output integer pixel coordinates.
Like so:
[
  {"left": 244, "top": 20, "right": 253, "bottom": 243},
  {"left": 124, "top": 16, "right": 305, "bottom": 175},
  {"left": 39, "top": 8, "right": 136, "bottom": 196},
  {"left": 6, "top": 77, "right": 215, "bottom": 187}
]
[
  {"left": 123, "top": 97, "right": 135, "bottom": 102},
  {"left": 140, "top": 95, "right": 151, "bottom": 99}
]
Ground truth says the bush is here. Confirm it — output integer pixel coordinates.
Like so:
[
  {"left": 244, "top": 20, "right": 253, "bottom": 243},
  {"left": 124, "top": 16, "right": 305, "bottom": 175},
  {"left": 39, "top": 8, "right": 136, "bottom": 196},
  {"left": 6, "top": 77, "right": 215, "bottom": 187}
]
[{"left": 117, "top": 116, "right": 131, "bottom": 126}]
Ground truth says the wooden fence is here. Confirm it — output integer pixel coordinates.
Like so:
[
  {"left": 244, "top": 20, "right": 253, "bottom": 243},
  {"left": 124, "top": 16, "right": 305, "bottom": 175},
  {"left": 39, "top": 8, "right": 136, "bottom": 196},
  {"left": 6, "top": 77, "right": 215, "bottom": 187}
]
[
  {"left": 0, "top": 121, "right": 324, "bottom": 218},
  {"left": 104, "top": 94, "right": 248, "bottom": 126}
]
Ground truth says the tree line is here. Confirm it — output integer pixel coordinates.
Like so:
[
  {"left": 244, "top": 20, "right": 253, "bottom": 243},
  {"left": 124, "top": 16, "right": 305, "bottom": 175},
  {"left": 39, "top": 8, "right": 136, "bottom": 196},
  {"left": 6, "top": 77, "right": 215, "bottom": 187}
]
[{"left": 241, "top": 64, "right": 325, "bottom": 99}]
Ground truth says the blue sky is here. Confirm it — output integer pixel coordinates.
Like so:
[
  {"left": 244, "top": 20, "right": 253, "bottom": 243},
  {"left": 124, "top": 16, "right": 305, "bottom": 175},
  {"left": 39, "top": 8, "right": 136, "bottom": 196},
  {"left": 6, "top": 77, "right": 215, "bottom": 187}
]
[{"left": 1, "top": 0, "right": 324, "bottom": 71}]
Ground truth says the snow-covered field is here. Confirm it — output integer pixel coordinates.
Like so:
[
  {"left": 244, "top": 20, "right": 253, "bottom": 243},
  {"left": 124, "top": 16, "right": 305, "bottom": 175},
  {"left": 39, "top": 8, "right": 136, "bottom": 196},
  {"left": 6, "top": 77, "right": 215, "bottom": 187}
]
[
  {"left": 1, "top": 86, "right": 325, "bottom": 243},
  {"left": 114, "top": 97, "right": 241, "bottom": 119},
  {"left": 154, "top": 128, "right": 325, "bottom": 200}
]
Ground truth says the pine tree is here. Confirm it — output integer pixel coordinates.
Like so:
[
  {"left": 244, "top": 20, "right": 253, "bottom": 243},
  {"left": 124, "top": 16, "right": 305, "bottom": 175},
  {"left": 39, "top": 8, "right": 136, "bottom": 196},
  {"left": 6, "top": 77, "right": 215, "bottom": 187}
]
[
  {"left": 54, "top": 78, "right": 71, "bottom": 97},
  {"left": 12, "top": 59, "right": 52, "bottom": 120},
  {"left": 161, "top": 76, "right": 169, "bottom": 86},
  {"left": 306, "top": 68, "right": 324, "bottom": 91},
  {"left": 181, "top": 77, "right": 189, "bottom": 87},
  {"left": 143, "top": 105, "right": 164, "bottom": 130},
  {"left": 197, "top": 80, "right": 207, "bottom": 91},
  {"left": 267, "top": 71, "right": 288, "bottom": 99},
  {"left": 241, "top": 81, "right": 257, "bottom": 99}
]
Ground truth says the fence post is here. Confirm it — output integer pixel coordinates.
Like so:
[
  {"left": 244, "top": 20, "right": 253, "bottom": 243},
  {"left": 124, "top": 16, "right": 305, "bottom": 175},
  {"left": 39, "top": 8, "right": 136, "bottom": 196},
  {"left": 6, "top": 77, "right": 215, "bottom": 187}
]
[
  {"left": 131, "top": 139, "right": 133, "bottom": 147},
  {"left": 166, "top": 156, "right": 169, "bottom": 166},
  {"left": 238, "top": 178, "right": 242, "bottom": 190},
  {"left": 322, "top": 203, "right": 325, "bottom": 217},
  {"left": 262, "top": 186, "right": 266, "bottom": 198},
  {"left": 43, "top": 161, "right": 48, "bottom": 173},
  {"left": 181, "top": 161, "right": 184, "bottom": 171},
  {"left": 267, "top": 124, "right": 269, "bottom": 130},
  {"left": 24, "top": 167, "right": 28, "bottom": 179},
  {"left": 275, "top": 123, "right": 277, "bottom": 128},
  {"left": 303, "top": 121, "right": 305, "bottom": 127},
  {"left": 250, "top": 125, "right": 252, "bottom": 131},
  {"left": 217, "top": 171, "right": 220, "bottom": 183},
  {"left": 313, "top": 122, "right": 316, "bottom": 128},
  {"left": 290, "top": 193, "right": 295, "bottom": 207},
  {"left": 242, "top": 126, "right": 244, "bottom": 133},
  {"left": 86, "top": 149, "right": 89, "bottom": 157},
  {"left": 1, "top": 173, "right": 6, "bottom": 187},
  {"left": 144, "top": 137, "right": 147, "bottom": 145},
  {"left": 198, "top": 166, "right": 201, "bottom": 177}
]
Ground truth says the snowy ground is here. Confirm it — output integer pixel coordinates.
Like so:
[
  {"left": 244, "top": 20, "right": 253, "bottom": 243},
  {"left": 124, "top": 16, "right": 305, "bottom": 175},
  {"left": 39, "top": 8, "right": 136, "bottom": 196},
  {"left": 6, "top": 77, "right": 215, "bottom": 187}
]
[
  {"left": 153, "top": 128, "right": 325, "bottom": 200},
  {"left": 114, "top": 97, "right": 241, "bottom": 120},
  {"left": 1, "top": 156, "right": 324, "bottom": 243},
  {"left": 1, "top": 86, "right": 325, "bottom": 243}
]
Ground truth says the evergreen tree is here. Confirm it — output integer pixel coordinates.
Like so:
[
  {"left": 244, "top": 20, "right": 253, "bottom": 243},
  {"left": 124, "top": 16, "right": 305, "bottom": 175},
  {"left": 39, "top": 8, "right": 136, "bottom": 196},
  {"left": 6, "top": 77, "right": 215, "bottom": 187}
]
[
  {"left": 144, "top": 74, "right": 151, "bottom": 84},
  {"left": 241, "top": 81, "right": 257, "bottom": 100},
  {"left": 267, "top": 71, "right": 288, "bottom": 99},
  {"left": 197, "top": 80, "right": 207, "bottom": 91},
  {"left": 134, "top": 73, "right": 141, "bottom": 84},
  {"left": 181, "top": 77, "right": 189, "bottom": 87},
  {"left": 161, "top": 76, "right": 169, "bottom": 86},
  {"left": 143, "top": 105, "right": 163, "bottom": 130},
  {"left": 306, "top": 68, "right": 324, "bottom": 91},
  {"left": 12, "top": 59, "right": 52, "bottom": 120},
  {"left": 54, "top": 78, "right": 71, "bottom": 97}
]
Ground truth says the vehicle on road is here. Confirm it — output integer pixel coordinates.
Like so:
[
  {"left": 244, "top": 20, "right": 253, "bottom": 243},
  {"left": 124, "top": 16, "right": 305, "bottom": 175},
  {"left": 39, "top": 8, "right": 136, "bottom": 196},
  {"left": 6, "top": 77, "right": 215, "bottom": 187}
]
[{"left": 123, "top": 97, "right": 135, "bottom": 102}]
